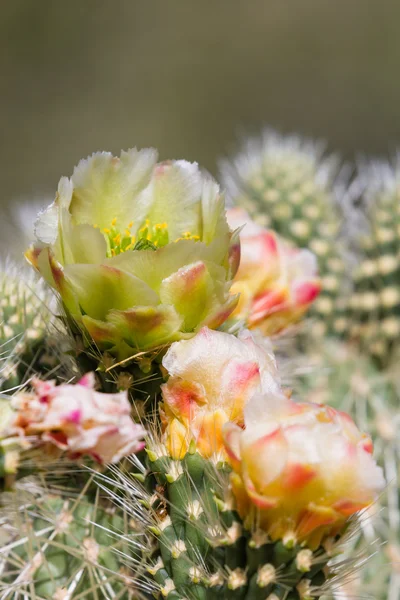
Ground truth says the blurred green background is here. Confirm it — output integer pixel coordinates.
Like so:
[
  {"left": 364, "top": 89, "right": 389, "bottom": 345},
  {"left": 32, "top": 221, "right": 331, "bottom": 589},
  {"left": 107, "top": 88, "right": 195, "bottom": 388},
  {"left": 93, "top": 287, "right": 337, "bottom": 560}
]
[{"left": 2, "top": 0, "right": 400, "bottom": 204}]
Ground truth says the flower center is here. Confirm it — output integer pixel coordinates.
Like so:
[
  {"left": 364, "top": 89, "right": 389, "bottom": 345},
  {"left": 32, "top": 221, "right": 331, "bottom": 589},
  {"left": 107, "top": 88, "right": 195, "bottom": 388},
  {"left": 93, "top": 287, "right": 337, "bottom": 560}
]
[{"left": 97, "top": 218, "right": 200, "bottom": 257}]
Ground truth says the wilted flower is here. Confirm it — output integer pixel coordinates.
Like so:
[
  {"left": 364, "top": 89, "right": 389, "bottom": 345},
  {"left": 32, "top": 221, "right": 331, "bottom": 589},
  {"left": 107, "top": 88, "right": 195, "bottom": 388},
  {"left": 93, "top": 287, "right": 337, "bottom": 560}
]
[
  {"left": 223, "top": 393, "right": 385, "bottom": 548},
  {"left": 227, "top": 208, "right": 321, "bottom": 335},
  {"left": 160, "top": 327, "right": 281, "bottom": 459},
  {"left": 26, "top": 150, "right": 240, "bottom": 360},
  {"left": 9, "top": 373, "right": 146, "bottom": 463}
]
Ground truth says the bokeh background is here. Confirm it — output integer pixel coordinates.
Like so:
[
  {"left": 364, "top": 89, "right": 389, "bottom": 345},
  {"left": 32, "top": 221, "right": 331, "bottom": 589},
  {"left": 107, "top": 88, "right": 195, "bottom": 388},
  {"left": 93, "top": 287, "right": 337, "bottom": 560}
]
[{"left": 2, "top": 0, "right": 400, "bottom": 205}]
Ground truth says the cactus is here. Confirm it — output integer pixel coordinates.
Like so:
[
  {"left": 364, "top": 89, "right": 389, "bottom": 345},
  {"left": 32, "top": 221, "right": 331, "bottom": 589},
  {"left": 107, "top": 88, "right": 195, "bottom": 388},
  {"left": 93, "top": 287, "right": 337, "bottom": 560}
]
[
  {"left": 0, "top": 467, "right": 154, "bottom": 599},
  {"left": 0, "top": 262, "right": 60, "bottom": 392},
  {"left": 298, "top": 339, "right": 400, "bottom": 600},
  {"left": 102, "top": 442, "right": 351, "bottom": 600},
  {"left": 0, "top": 146, "right": 386, "bottom": 600},
  {"left": 219, "top": 130, "right": 350, "bottom": 338},
  {"left": 348, "top": 158, "right": 400, "bottom": 370}
]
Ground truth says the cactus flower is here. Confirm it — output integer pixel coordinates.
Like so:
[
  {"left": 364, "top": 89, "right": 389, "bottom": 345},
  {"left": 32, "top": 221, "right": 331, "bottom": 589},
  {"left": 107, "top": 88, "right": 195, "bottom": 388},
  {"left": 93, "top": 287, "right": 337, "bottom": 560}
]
[
  {"left": 25, "top": 150, "right": 240, "bottom": 360},
  {"left": 227, "top": 208, "right": 321, "bottom": 335},
  {"left": 160, "top": 327, "right": 281, "bottom": 459},
  {"left": 223, "top": 393, "right": 385, "bottom": 548},
  {"left": 9, "top": 373, "right": 146, "bottom": 463}
]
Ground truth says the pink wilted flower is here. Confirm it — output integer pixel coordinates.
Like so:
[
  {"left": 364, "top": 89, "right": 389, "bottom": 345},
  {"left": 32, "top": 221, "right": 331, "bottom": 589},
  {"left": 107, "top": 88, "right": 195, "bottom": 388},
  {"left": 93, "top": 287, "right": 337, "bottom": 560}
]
[
  {"left": 223, "top": 393, "right": 385, "bottom": 549},
  {"left": 227, "top": 208, "right": 321, "bottom": 335},
  {"left": 160, "top": 326, "right": 281, "bottom": 459},
  {"left": 9, "top": 373, "right": 146, "bottom": 463}
]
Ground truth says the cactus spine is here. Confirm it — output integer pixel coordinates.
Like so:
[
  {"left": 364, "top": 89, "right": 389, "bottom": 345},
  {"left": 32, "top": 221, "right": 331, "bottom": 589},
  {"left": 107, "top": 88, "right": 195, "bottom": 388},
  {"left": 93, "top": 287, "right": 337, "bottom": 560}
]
[
  {"left": 349, "top": 158, "right": 400, "bottom": 370},
  {"left": 0, "top": 469, "right": 154, "bottom": 599},
  {"left": 103, "top": 441, "right": 351, "bottom": 600},
  {"left": 0, "top": 263, "right": 58, "bottom": 391},
  {"left": 299, "top": 339, "right": 399, "bottom": 600}
]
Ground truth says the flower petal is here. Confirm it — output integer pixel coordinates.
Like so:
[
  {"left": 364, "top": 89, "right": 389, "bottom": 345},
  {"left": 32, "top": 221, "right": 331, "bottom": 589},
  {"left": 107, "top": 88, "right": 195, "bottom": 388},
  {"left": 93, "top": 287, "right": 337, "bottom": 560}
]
[
  {"left": 164, "top": 418, "right": 189, "bottom": 460},
  {"left": 58, "top": 212, "right": 107, "bottom": 265},
  {"left": 241, "top": 426, "right": 288, "bottom": 492},
  {"left": 106, "top": 239, "right": 212, "bottom": 290},
  {"left": 200, "top": 176, "right": 229, "bottom": 244},
  {"left": 135, "top": 160, "right": 203, "bottom": 241},
  {"left": 64, "top": 263, "right": 159, "bottom": 320},
  {"left": 161, "top": 379, "right": 206, "bottom": 420},
  {"left": 70, "top": 148, "right": 158, "bottom": 229},
  {"left": 293, "top": 280, "right": 322, "bottom": 306},
  {"left": 107, "top": 304, "right": 184, "bottom": 350},
  {"left": 222, "top": 422, "right": 242, "bottom": 471},
  {"left": 202, "top": 293, "right": 239, "bottom": 329},
  {"left": 81, "top": 316, "right": 119, "bottom": 347},
  {"left": 34, "top": 177, "right": 73, "bottom": 244},
  {"left": 32, "top": 247, "right": 81, "bottom": 319},
  {"left": 159, "top": 261, "right": 215, "bottom": 331},
  {"left": 195, "top": 409, "right": 230, "bottom": 458},
  {"left": 297, "top": 503, "right": 339, "bottom": 538}
]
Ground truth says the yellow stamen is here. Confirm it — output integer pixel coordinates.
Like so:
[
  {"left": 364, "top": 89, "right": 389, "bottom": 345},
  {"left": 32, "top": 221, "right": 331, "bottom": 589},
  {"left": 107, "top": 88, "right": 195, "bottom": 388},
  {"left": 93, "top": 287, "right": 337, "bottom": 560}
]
[
  {"left": 113, "top": 234, "right": 121, "bottom": 245},
  {"left": 128, "top": 221, "right": 134, "bottom": 228},
  {"left": 103, "top": 228, "right": 110, "bottom": 234},
  {"left": 111, "top": 217, "right": 117, "bottom": 227}
]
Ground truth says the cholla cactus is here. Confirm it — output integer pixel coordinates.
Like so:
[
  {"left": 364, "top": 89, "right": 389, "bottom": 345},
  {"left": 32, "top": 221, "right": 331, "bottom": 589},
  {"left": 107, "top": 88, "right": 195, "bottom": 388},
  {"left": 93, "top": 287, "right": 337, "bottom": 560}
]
[
  {"left": 0, "top": 262, "right": 57, "bottom": 392},
  {"left": 349, "top": 157, "right": 400, "bottom": 369},
  {"left": 0, "top": 146, "right": 385, "bottom": 600},
  {"left": 220, "top": 130, "right": 350, "bottom": 338},
  {"left": 0, "top": 376, "right": 148, "bottom": 598},
  {"left": 0, "top": 473, "right": 154, "bottom": 599},
  {"left": 141, "top": 330, "right": 382, "bottom": 599},
  {"left": 299, "top": 339, "right": 400, "bottom": 599}
]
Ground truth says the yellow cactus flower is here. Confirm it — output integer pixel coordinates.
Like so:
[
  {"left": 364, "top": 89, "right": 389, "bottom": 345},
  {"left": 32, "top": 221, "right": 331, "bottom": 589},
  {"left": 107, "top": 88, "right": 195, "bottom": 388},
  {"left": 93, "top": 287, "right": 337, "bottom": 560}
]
[
  {"left": 26, "top": 150, "right": 240, "bottom": 360},
  {"left": 227, "top": 208, "right": 321, "bottom": 335},
  {"left": 223, "top": 393, "right": 385, "bottom": 548},
  {"left": 160, "top": 327, "right": 281, "bottom": 459}
]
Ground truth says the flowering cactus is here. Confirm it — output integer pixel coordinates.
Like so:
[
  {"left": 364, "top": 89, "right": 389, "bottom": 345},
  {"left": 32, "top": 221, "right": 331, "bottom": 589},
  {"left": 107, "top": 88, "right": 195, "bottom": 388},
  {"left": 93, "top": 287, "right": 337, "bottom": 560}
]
[
  {"left": 227, "top": 208, "right": 321, "bottom": 334},
  {"left": 298, "top": 338, "right": 400, "bottom": 599},
  {"left": 8, "top": 373, "right": 146, "bottom": 463},
  {"left": 220, "top": 130, "right": 349, "bottom": 338},
  {"left": 160, "top": 326, "right": 280, "bottom": 458},
  {"left": 25, "top": 150, "right": 239, "bottom": 364},
  {"left": 0, "top": 143, "right": 391, "bottom": 599},
  {"left": 223, "top": 392, "right": 385, "bottom": 549}
]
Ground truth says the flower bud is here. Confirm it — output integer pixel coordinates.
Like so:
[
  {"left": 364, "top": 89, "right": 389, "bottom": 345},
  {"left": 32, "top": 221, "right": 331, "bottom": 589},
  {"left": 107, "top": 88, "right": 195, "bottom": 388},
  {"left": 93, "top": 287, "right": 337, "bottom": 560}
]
[
  {"left": 227, "top": 208, "right": 321, "bottom": 335},
  {"left": 160, "top": 327, "right": 281, "bottom": 458}
]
